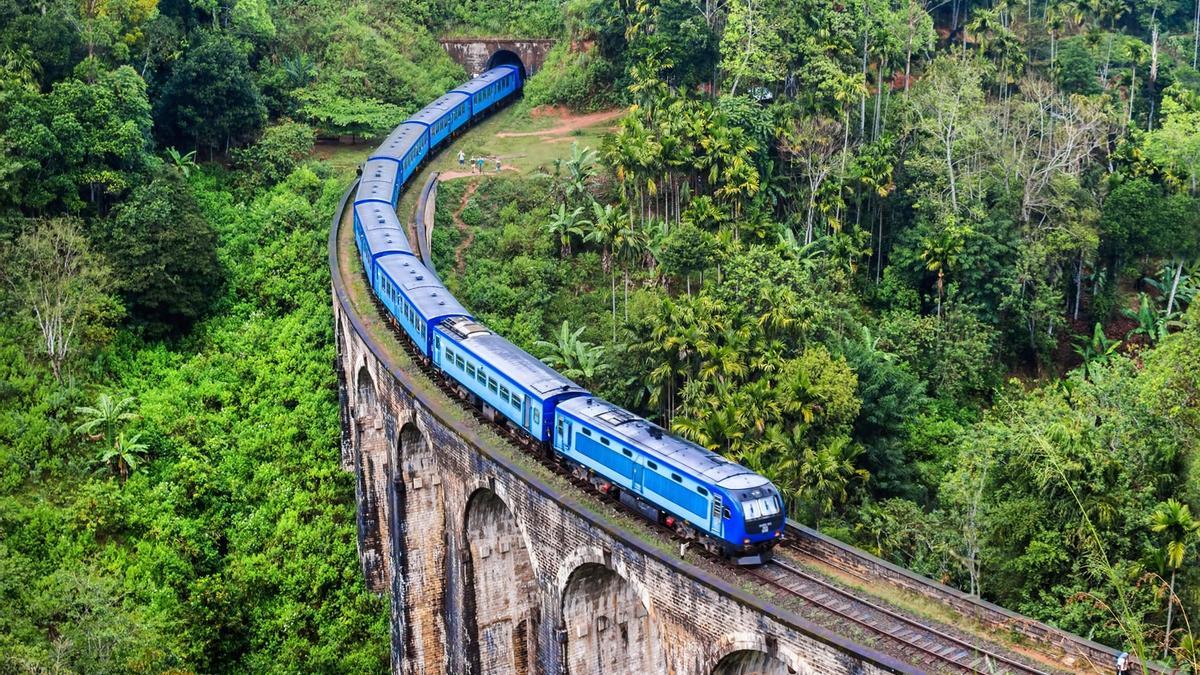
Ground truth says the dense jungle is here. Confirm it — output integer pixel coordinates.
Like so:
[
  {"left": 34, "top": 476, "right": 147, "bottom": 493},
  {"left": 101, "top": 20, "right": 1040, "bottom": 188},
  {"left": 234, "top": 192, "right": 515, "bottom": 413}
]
[{"left": 0, "top": 0, "right": 1198, "bottom": 670}]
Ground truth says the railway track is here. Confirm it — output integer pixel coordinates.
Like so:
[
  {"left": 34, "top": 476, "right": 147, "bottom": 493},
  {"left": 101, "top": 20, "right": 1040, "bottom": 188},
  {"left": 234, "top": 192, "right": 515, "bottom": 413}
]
[
  {"left": 342, "top": 181, "right": 1075, "bottom": 675},
  {"left": 741, "top": 553, "right": 1053, "bottom": 675}
]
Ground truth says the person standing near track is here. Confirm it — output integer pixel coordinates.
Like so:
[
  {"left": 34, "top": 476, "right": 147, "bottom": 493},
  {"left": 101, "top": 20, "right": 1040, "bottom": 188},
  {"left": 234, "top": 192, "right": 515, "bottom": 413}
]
[{"left": 457, "top": 150, "right": 465, "bottom": 167}]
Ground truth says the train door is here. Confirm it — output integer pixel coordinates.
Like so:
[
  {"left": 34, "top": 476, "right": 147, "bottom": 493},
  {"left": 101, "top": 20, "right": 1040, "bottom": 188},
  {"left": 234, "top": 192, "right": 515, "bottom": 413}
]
[
  {"left": 521, "top": 396, "right": 531, "bottom": 434},
  {"left": 432, "top": 335, "right": 442, "bottom": 367},
  {"left": 555, "top": 417, "right": 571, "bottom": 453},
  {"left": 631, "top": 459, "right": 644, "bottom": 493},
  {"left": 711, "top": 495, "right": 724, "bottom": 538}
]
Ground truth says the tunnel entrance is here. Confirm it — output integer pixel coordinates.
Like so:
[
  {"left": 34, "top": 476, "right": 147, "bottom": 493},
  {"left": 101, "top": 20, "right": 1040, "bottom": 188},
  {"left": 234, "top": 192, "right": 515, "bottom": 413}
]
[{"left": 486, "top": 49, "right": 527, "bottom": 81}]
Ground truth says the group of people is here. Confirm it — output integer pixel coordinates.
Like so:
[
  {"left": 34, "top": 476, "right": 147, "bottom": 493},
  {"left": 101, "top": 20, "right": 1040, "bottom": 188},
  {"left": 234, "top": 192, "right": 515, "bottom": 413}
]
[{"left": 458, "top": 150, "right": 501, "bottom": 174}]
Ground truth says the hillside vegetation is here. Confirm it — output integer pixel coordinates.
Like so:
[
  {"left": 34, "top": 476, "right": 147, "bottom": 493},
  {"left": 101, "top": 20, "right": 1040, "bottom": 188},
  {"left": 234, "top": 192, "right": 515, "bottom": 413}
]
[{"left": 0, "top": 0, "right": 1199, "bottom": 671}]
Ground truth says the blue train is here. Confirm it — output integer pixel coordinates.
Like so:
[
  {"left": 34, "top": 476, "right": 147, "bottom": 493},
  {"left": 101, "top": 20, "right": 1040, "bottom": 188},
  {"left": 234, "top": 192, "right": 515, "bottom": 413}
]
[{"left": 351, "top": 65, "right": 784, "bottom": 564}]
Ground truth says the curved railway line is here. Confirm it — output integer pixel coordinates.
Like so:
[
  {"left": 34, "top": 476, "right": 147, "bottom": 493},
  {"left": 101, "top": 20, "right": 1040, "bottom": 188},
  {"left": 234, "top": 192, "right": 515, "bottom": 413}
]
[
  {"left": 336, "top": 63, "right": 1165, "bottom": 674},
  {"left": 741, "top": 553, "right": 1051, "bottom": 675},
  {"left": 339, "top": 183, "right": 1080, "bottom": 675}
]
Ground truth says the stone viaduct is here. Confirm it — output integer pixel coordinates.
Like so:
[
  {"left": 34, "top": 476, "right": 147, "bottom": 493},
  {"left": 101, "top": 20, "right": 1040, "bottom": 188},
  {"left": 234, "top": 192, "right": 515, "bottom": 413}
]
[{"left": 329, "top": 183, "right": 917, "bottom": 675}]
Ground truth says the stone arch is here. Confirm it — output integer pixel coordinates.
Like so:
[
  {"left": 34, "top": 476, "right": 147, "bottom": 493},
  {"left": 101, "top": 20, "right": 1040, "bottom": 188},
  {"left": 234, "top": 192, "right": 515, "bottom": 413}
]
[
  {"left": 711, "top": 650, "right": 794, "bottom": 675},
  {"left": 462, "top": 488, "right": 539, "bottom": 675},
  {"left": 702, "top": 634, "right": 808, "bottom": 675},
  {"left": 390, "top": 420, "right": 448, "bottom": 673},
  {"left": 560, "top": 562, "right": 664, "bottom": 675},
  {"left": 355, "top": 363, "right": 376, "bottom": 415},
  {"left": 486, "top": 49, "right": 527, "bottom": 81}
]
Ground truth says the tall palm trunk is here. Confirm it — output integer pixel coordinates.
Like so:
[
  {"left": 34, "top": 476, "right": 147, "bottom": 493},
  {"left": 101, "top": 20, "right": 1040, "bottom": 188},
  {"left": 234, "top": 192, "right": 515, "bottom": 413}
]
[{"left": 1164, "top": 568, "right": 1177, "bottom": 659}]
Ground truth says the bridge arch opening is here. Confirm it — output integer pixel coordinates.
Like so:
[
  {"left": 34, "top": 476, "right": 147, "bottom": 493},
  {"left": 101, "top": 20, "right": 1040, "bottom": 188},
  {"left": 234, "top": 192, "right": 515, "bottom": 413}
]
[
  {"left": 711, "top": 650, "right": 795, "bottom": 675},
  {"left": 391, "top": 421, "right": 447, "bottom": 671},
  {"left": 561, "top": 563, "right": 663, "bottom": 675},
  {"left": 486, "top": 49, "right": 527, "bottom": 81},
  {"left": 355, "top": 364, "right": 376, "bottom": 414},
  {"left": 462, "top": 488, "right": 538, "bottom": 675}
]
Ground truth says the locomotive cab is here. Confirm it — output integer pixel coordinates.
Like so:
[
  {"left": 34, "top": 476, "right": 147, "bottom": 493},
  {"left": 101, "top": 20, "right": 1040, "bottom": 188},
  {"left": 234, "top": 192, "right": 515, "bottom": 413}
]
[{"left": 716, "top": 476, "right": 785, "bottom": 565}]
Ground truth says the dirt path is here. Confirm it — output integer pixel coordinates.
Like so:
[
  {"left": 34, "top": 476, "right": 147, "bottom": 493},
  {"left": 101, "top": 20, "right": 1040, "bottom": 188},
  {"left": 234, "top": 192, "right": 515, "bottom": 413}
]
[
  {"left": 452, "top": 181, "right": 480, "bottom": 274},
  {"left": 495, "top": 109, "right": 624, "bottom": 139}
]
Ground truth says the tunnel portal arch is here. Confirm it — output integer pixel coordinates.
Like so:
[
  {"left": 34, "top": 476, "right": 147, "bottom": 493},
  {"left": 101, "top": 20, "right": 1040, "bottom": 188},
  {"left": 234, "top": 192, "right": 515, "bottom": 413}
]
[{"left": 486, "top": 49, "right": 527, "bottom": 81}]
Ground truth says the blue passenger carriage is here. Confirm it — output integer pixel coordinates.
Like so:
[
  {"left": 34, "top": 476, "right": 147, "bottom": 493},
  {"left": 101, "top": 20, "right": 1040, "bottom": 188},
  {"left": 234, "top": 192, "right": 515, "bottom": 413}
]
[
  {"left": 353, "top": 201, "right": 413, "bottom": 286},
  {"left": 433, "top": 317, "right": 587, "bottom": 441},
  {"left": 409, "top": 92, "right": 471, "bottom": 149},
  {"left": 375, "top": 256, "right": 470, "bottom": 357},
  {"left": 453, "top": 66, "right": 522, "bottom": 118},
  {"left": 370, "top": 122, "right": 429, "bottom": 185},
  {"left": 554, "top": 397, "right": 785, "bottom": 562},
  {"left": 357, "top": 158, "right": 401, "bottom": 206}
]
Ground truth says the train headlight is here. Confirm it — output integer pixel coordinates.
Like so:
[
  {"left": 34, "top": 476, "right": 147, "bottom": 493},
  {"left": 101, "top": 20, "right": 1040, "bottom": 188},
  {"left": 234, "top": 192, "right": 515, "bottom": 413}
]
[
  {"left": 742, "top": 538, "right": 750, "bottom": 545},
  {"left": 775, "top": 531, "right": 781, "bottom": 537}
]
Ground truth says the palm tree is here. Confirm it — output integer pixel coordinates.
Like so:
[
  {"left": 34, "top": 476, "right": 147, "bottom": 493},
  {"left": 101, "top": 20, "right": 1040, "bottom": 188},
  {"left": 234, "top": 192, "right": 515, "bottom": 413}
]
[
  {"left": 74, "top": 393, "right": 138, "bottom": 446},
  {"left": 1123, "top": 293, "right": 1170, "bottom": 343},
  {"left": 564, "top": 143, "right": 598, "bottom": 206},
  {"left": 1072, "top": 322, "right": 1121, "bottom": 379},
  {"left": 920, "top": 220, "right": 969, "bottom": 319},
  {"left": 1150, "top": 499, "right": 1199, "bottom": 658},
  {"left": 165, "top": 147, "right": 198, "bottom": 178},
  {"left": 584, "top": 202, "right": 626, "bottom": 340},
  {"left": 535, "top": 321, "right": 608, "bottom": 384},
  {"left": 547, "top": 204, "right": 588, "bottom": 258},
  {"left": 100, "top": 432, "right": 148, "bottom": 484},
  {"left": 282, "top": 53, "right": 316, "bottom": 90}
]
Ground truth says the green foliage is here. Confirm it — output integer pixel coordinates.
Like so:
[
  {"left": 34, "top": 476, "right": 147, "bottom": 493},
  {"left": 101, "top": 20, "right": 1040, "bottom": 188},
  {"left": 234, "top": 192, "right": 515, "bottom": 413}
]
[
  {"left": 93, "top": 169, "right": 222, "bottom": 333},
  {"left": 231, "top": 121, "right": 316, "bottom": 191},
  {"left": 0, "top": 218, "right": 121, "bottom": 381},
  {"left": 154, "top": 31, "right": 266, "bottom": 153},
  {"left": 0, "top": 168, "right": 387, "bottom": 672},
  {"left": 1057, "top": 39, "right": 1102, "bottom": 95},
  {"left": 0, "top": 65, "right": 152, "bottom": 211},
  {"left": 523, "top": 42, "right": 620, "bottom": 110}
]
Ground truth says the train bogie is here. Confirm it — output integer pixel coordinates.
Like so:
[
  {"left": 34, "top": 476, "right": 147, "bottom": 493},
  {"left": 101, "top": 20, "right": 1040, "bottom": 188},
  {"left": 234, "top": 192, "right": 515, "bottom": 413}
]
[
  {"left": 376, "top": 256, "right": 471, "bottom": 356},
  {"left": 553, "top": 396, "right": 784, "bottom": 561},
  {"left": 370, "top": 122, "right": 429, "bottom": 185}
]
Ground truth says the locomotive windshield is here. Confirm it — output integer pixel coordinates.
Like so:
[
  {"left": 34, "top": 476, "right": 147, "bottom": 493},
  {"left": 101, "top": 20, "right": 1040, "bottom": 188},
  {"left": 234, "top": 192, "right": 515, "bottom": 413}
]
[{"left": 741, "top": 495, "right": 780, "bottom": 520}]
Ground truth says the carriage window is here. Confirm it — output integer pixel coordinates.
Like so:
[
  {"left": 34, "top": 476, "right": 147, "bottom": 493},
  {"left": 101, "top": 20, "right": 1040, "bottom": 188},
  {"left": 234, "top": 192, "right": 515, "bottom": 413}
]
[
  {"left": 646, "top": 461, "right": 657, "bottom": 470},
  {"left": 581, "top": 428, "right": 591, "bottom": 437},
  {"left": 466, "top": 363, "right": 476, "bottom": 377},
  {"left": 600, "top": 437, "right": 610, "bottom": 446},
  {"left": 621, "top": 448, "right": 632, "bottom": 457},
  {"left": 488, "top": 378, "right": 498, "bottom": 393},
  {"left": 455, "top": 355, "right": 465, "bottom": 369},
  {"left": 697, "top": 487, "right": 708, "bottom": 496},
  {"left": 671, "top": 473, "right": 682, "bottom": 482}
]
